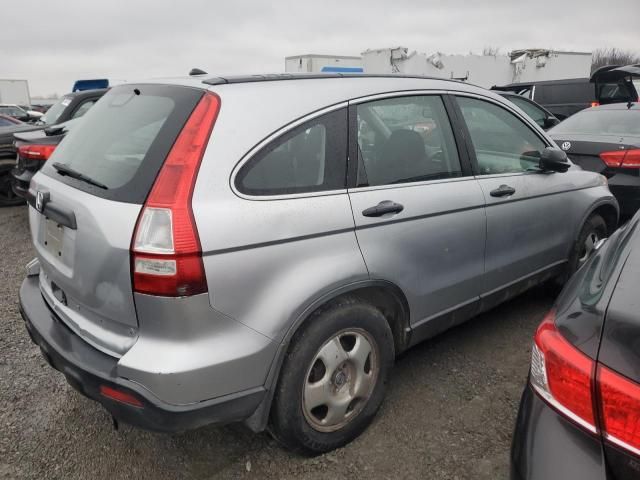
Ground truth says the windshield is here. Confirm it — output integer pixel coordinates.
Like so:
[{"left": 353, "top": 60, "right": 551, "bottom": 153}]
[
  {"left": 40, "top": 95, "right": 72, "bottom": 125},
  {"left": 550, "top": 108, "right": 640, "bottom": 137}
]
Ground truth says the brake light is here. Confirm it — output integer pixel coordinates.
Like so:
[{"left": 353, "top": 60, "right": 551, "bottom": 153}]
[
  {"left": 131, "top": 92, "right": 220, "bottom": 296},
  {"left": 17, "top": 144, "right": 56, "bottom": 161},
  {"left": 591, "top": 102, "right": 600, "bottom": 107},
  {"left": 598, "top": 366, "right": 640, "bottom": 456},
  {"left": 530, "top": 310, "right": 640, "bottom": 458},
  {"left": 530, "top": 310, "right": 597, "bottom": 432},
  {"left": 600, "top": 149, "right": 640, "bottom": 168}
]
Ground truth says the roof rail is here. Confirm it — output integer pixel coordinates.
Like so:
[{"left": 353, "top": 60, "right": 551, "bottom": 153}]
[{"left": 202, "top": 73, "right": 460, "bottom": 86}]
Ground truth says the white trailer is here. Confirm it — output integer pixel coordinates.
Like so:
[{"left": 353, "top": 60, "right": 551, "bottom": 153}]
[
  {"left": 0, "top": 79, "right": 31, "bottom": 106},
  {"left": 285, "top": 54, "right": 363, "bottom": 74}
]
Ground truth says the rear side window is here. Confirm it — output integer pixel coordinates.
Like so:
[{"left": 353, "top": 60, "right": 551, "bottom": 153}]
[
  {"left": 536, "top": 83, "right": 594, "bottom": 105},
  {"left": 41, "top": 84, "right": 203, "bottom": 203},
  {"left": 355, "top": 95, "right": 462, "bottom": 187},
  {"left": 236, "top": 108, "right": 347, "bottom": 196}
]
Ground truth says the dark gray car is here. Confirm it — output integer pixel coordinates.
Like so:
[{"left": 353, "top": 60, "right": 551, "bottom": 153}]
[{"left": 19, "top": 74, "right": 618, "bottom": 453}]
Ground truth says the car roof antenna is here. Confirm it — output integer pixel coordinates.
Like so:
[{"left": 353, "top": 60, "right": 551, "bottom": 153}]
[{"left": 189, "top": 68, "right": 208, "bottom": 76}]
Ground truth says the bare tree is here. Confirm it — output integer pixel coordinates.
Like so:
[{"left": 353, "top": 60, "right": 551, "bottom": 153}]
[
  {"left": 591, "top": 48, "right": 640, "bottom": 73},
  {"left": 482, "top": 46, "right": 500, "bottom": 56}
]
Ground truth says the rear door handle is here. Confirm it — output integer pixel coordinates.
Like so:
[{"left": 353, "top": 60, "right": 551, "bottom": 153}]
[
  {"left": 490, "top": 185, "right": 516, "bottom": 198},
  {"left": 362, "top": 200, "right": 404, "bottom": 217}
]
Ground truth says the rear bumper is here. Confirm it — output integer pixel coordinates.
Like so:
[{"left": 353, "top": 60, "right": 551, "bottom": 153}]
[
  {"left": 19, "top": 274, "right": 265, "bottom": 433},
  {"left": 510, "top": 384, "right": 607, "bottom": 480}
]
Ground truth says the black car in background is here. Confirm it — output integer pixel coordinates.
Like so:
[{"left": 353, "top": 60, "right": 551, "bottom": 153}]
[
  {"left": 548, "top": 102, "right": 640, "bottom": 218},
  {"left": 493, "top": 65, "right": 639, "bottom": 120},
  {"left": 511, "top": 211, "right": 640, "bottom": 480},
  {"left": 36, "top": 88, "right": 106, "bottom": 129},
  {"left": 10, "top": 119, "right": 78, "bottom": 200},
  {"left": 0, "top": 88, "right": 106, "bottom": 206},
  {"left": 496, "top": 91, "right": 560, "bottom": 130}
]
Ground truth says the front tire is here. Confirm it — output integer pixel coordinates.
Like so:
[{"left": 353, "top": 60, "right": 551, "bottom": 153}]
[{"left": 269, "top": 297, "right": 394, "bottom": 454}]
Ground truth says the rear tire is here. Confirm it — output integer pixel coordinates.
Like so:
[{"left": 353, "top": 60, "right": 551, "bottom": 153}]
[
  {"left": 269, "top": 297, "right": 394, "bottom": 454},
  {"left": 0, "top": 160, "right": 25, "bottom": 207}
]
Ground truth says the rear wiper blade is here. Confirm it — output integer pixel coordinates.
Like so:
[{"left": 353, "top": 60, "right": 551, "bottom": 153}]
[{"left": 52, "top": 162, "right": 108, "bottom": 190}]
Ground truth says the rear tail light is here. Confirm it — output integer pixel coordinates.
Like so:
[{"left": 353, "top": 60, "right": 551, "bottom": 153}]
[
  {"left": 599, "top": 149, "right": 640, "bottom": 168},
  {"left": 530, "top": 310, "right": 640, "bottom": 457},
  {"left": 598, "top": 366, "right": 640, "bottom": 456},
  {"left": 530, "top": 310, "right": 597, "bottom": 432},
  {"left": 131, "top": 92, "right": 220, "bottom": 297},
  {"left": 590, "top": 102, "right": 600, "bottom": 107},
  {"left": 17, "top": 144, "right": 57, "bottom": 161}
]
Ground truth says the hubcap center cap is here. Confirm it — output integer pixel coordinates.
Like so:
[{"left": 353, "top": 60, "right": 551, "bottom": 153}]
[{"left": 334, "top": 371, "right": 347, "bottom": 387}]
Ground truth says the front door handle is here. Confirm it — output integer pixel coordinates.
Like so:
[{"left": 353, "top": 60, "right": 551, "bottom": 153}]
[
  {"left": 490, "top": 185, "right": 516, "bottom": 198},
  {"left": 362, "top": 200, "right": 404, "bottom": 217}
]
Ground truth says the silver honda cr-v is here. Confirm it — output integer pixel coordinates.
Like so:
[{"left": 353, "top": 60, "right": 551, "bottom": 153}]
[{"left": 19, "top": 73, "right": 618, "bottom": 453}]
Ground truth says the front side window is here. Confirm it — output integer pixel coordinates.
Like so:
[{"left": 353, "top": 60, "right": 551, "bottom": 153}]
[
  {"left": 457, "top": 96, "right": 547, "bottom": 175},
  {"left": 236, "top": 108, "right": 347, "bottom": 196},
  {"left": 355, "top": 95, "right": 462, "bottom": 187},
  {"left": 508, "top": 96, "right": 546, "bottom": 128}
]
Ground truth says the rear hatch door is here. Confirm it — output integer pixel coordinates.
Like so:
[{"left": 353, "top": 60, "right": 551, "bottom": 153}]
[
  {"left": 29, "top": 83, "right": 204, "bottom": 357},
  {"left": 590, "top": 64, "right": 640, "bottom": 104}
]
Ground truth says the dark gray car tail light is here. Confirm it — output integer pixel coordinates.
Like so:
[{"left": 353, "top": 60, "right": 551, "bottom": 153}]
[
  {"left": 530, "top": 310, "right": 640, "bottom": 457},
  {"left": 131, "top": 92, "right": 220, "bottom": 297},
  {"left": 600, "top": 149, "right": 640, "bottom": 168}
]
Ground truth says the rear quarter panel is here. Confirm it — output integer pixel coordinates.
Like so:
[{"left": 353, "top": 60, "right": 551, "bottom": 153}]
[{"left": 192, "top": 86, "right": 368, "bottom": 341}]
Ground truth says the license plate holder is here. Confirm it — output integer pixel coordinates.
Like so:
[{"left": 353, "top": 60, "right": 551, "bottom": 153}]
[{"left": 44, "top": 218, "right": 65, "bottom": 258}]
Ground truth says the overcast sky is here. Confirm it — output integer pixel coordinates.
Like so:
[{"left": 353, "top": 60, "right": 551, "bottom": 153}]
[{"left": 2, "top": 0, "right": 638, "bottom": 97}]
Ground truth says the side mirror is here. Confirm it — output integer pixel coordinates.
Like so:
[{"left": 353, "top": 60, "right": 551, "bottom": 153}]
[
  {"left": 543, "top": 116, "right": 561, "bottom": 129},
  {"left": 540, "top": 147, "right": 571, "bottom": 173}
]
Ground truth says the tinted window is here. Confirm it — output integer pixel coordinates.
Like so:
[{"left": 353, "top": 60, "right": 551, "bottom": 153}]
[
  {"left": 457, "top": 96, "right": 547, "bottom": 175},
  {"left": 41, "top": 84, "right": 203, "bottom": 203},
  {"left": 507, "top": 96, "right": 546, "bottom": 128},
  {"left": 71, "top": 99, "right": 96, "bottom": 119},
  {"left": 550, "top": 108, "right": 640, "bottom": 136},
  {"left": 355, "top": 95, "right": 462, "bottom": 186},
  {"left": 236, "top": 109, "right": 347, "bottom": 196},
  {"left": 535, "top": 82, "right": 594, "bottom": 105},
  {"left": 0, "top": 117, "right": 14, "bottom": 126}
]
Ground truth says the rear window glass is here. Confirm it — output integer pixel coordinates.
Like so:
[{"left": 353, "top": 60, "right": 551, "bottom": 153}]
[
  {"left": 550, "top": 108, "right": 640, "bottom": 136},
  {"left": 41, "top": 84, "right": 203, "bottom": 203},
  {"left": 41, "top": 96, "right": 71, "bottom": 125}
]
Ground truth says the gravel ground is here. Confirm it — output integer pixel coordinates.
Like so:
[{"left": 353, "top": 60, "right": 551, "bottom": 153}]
[{"left": 0, "top": 204, "right": 554, "bottom": 480}]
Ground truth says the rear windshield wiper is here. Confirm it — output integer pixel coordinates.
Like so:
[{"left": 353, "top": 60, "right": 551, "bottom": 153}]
[{"left": 52, "top": 162, "right": 108, "bottom": 190}]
